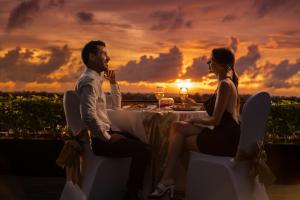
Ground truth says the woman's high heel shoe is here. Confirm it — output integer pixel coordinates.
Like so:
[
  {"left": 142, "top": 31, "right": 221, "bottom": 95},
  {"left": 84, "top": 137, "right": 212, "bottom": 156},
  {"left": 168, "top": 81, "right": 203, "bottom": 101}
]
[{"left": 148, "top": 183, "right": 175, "bottom": 199}]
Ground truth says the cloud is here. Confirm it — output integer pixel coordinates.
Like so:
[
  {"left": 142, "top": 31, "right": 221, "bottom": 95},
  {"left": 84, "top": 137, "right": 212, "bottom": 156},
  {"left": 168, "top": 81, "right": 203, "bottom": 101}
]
[
  {"left": 183, "top": 37, "right": 240, "bottom": 80},
  {"left": 6, "top": 0, "right": 40, "bottom": 31},
  {"left": 76, "top": 11, "right": 94, "bottom": 23},
  {"left": 183, "top": 56, "right": 209, "bottom": 80},
  {"left": 116, "top": 46, "right": 183, "bottom": 82},
  {"left": 74, "top": 11, "right": 132, "bottom": 29},
  {"left": 36, "top": 45, "right": 71, "bottom": 74},
  {"left": 228, "top": 36, "right": 238, "bottom": 52},
  {"left": 149, "top": 8, "right": 193, "bottom": 30},
  {"left": 6, "top": 0, "right": 65, "bottom": 31},
  {"left": 182, "top": 41, "right": 261, "bottom": 79},
  {"left": 45, "top": 0, "right": 65, "bottom": 8},
  {"left": 183, "top": 37, "right": 256, "bottom": 79},
  {"left": 263, "top": 60, "right": 300, "bottom": 88},
  {"left": 253, "top": 0, "right": 300, "bottom": 17},
  {"left": 222, "top": 14, "right": 237, "bottom": 22},
  {"left": 235, "top": 45, "right": 261, "bottom": 75},
  {"left": 267, "top": 35, "right": 300, "bottom": 49},
  {"left": 0, "top": 45, "right": 71, "bottom": 83},
  {"left": 95, "top": 21, "right": 132, "bottom": 29}
]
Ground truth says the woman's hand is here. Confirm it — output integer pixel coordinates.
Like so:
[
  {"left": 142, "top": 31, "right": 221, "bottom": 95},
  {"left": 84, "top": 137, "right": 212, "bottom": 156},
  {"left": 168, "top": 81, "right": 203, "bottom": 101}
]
[
  {"left": 183, "top": 97, "right": 197, "bottom": 105},
  {"left": 185, "top": 118, "right": 202, "bottom": 124}
]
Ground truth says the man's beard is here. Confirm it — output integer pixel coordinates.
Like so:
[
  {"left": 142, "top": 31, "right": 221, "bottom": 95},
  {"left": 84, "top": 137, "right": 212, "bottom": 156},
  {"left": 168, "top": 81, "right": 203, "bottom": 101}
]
[{"left": 97, "top": 62, "right": 108, "bottom": 72}]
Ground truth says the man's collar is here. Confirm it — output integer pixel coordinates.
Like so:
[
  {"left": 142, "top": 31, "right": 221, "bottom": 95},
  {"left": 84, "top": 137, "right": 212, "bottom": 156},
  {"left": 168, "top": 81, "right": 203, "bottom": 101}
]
[{"left": 85, "top": 67, "right": 104, "bottom": 81}]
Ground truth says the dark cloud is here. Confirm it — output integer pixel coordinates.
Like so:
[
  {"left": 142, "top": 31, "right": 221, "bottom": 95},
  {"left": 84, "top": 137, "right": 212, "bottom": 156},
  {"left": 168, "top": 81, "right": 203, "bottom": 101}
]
[
  {"left": 76, "top": 11, "right": 94, "bottom": 23},
  {"left": 149, "top": 9, "right": 193, "bottom": 31},
  {"left": 74, "top": 11, "right": 132, "bottom": 28},
  {"left": 281, "top": 30, "right": 300, "bottom": 36},
  {"left": 116, "top": 46, "right": 183, "bottom": 82},
  {"left": 0, "top": 45, "right": 71, "bottom": 83},
  {"left": 183, "top": 37, "right": 239, "bottom": 80},
  {"left": 229, "top": 36, "right": 238, "bottom": 52},
  {"left": 180, "top": 41, "right": 262, "bottom": 80},
  {"left": 6, "top": 0, "right": 40, "bottom": 31},
  {"left": 253, "top": 0, "right": 300, "bottom": 17},
  {"left": 185, "top": 20, "right": 193, "bottom": 28},
  {"left": 222, "top": 14, "right": 237, "bottom": 22},
  {"left": 269, "top": 36, "right": 300, "bottom": 49},
  {"left": 235, "top": 45, "right": 261, "bottom": 75},
  {"left": 45, "top": 0, "right": 65, "bottom": 8},
  {"left": 95, "top": 21, "right": 132, "bottom": 29},
  {"left": 263, "top": 60, "right": 300, "bottom": 88},
  {"left": 56, "top": 58, "right": 84, "bottom": 83},
  {"left": 80, "top": 0, "right": 200, "bottom": 11},
  {"left": 6, "top": 0, "right": 65, "bottom": 31},
  {"left": 183, "top": 40, "right": 260, "bottom": 79},
  {"left": 183, "top": 56, "right": 209, "bottom": 80},
  {"left": 36, "top": 45, "right": 71, "bottom": 74}
]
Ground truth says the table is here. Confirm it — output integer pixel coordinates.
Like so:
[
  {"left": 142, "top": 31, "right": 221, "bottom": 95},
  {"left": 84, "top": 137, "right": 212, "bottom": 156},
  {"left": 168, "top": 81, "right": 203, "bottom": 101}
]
[
  {"left": 107, "top": 109, "right": 209, "bottom": 143},
  {"left": 107, "top": 109, "right": 209, "bottom": 192}
]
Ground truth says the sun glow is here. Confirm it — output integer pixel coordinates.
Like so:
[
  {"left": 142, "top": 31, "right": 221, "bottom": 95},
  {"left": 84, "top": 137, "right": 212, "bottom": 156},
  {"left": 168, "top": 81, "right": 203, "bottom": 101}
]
[{"left": 175, "top": 79, "right": 193, "bottom": 89}]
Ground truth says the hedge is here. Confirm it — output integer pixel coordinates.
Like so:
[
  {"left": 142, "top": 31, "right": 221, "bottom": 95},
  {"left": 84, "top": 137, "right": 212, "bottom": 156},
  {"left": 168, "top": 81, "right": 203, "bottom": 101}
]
[{"left": 1, "top": 95, "right": 300, "bottom": 142}]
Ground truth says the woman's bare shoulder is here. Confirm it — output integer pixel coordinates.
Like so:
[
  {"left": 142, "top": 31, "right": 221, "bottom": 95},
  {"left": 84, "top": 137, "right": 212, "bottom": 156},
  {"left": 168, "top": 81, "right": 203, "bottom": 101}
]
[{"left": 217, "top": 80, "right": 231, "bottom": 92}]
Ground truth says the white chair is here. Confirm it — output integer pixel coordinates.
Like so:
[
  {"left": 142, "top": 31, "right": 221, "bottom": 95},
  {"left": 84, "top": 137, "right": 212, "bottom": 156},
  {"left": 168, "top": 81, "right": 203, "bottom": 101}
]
[
  {"left": 186, "top": 91, "right": 271, "bottom": 200},
  {"left": 60, "top": 181, "right": 86, "bottom": 200},
  {"left": 60, "top": 90, "right": 131, "bottom": 200}
]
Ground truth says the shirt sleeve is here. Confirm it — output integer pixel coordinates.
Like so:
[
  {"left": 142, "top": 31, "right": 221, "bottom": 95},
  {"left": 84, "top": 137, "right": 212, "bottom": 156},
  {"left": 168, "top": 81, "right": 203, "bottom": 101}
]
[
  {"left": 78, "top": 85, "right": 111, "bottom": 141},
  {"left": 109, "top": 83, "right": 122, "bottom": 109}
]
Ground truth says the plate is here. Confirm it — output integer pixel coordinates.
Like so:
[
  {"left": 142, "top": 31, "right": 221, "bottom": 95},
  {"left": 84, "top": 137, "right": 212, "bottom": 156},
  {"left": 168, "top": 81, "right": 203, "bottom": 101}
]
[{"left": 172, "top": 106, "right": 199, "bottom": 111}]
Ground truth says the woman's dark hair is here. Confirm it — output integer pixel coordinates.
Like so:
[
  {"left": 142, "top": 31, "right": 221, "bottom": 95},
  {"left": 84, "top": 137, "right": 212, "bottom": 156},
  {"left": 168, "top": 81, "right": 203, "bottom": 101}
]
[
  {"left": 212, "top": 48, "right": 238, "bottom": 88},
  {"left": 81, "top": 40, "right": 106, "bottom": 66},
  {"left": 212, "top": 48, "right": 240, "bottom": 111}
]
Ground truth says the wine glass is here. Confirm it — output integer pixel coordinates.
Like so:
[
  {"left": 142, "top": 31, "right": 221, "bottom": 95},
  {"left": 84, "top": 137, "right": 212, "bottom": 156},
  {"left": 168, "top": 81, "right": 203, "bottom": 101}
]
[
  {"left": 155, "top": 86, "right": 165, "bottom": 110},
  {"left": 179, "top": 87, "right": 188, "bottom": 105}
]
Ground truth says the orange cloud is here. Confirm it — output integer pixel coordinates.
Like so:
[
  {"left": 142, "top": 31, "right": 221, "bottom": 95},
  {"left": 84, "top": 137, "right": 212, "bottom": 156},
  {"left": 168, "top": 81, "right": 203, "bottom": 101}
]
[{"left": 0, "top": 81, "right": 16, "bottom": 91}]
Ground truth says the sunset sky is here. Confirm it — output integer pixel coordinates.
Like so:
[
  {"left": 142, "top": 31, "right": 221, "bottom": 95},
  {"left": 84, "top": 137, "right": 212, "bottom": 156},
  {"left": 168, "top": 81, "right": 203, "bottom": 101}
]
[{"left": 0, "top": 0, "right": 300, "bottom": 96}]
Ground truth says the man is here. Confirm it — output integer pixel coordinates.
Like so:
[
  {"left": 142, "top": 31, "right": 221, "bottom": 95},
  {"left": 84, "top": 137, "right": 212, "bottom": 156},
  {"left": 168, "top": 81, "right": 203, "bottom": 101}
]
[{"left": 75, "top": 40, "right": 149, "bottom": 200}]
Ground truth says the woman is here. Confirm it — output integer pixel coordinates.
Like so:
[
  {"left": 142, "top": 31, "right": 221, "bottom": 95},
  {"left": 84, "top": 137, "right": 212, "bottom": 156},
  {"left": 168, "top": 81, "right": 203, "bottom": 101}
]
[{"left": 149, "top": 48, "right": 241, "bottom": 199}]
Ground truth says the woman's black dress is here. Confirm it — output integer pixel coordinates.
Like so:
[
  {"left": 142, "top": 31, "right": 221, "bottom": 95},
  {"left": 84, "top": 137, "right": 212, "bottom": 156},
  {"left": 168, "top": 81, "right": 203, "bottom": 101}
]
[{"left": 196, "top": 93, "right": 241, "bottom": 157}]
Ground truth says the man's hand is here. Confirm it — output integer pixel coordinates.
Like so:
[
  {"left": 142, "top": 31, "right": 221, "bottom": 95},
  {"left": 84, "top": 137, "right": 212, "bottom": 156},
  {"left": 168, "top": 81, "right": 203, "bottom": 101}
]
[
  {"left": 104, "top": 70, "right": 117, "bottom": 84},
  {"left": 109, "top": 133, "right": 126, "bottom": 143}
]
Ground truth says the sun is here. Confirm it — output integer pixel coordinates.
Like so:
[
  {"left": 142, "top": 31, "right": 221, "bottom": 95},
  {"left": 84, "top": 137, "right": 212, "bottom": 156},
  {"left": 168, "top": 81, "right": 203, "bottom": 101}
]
[{"left": 175, "top": 79, "right": 193, "bottom": 89}]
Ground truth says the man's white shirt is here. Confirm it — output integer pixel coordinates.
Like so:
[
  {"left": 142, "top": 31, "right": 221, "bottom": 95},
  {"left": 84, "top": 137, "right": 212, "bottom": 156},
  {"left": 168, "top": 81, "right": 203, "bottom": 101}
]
[{"left": 75, "top": 68, "right": 121, "bottom": 141}]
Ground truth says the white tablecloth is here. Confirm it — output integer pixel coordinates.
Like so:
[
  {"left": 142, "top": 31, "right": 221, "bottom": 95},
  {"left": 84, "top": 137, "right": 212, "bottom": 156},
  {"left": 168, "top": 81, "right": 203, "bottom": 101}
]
[
  {"left": 107, "top": 109, "right": 210, "bottom": 193},
  {"left": 107, "top": 109, "right": 208, "bottom": 143}
]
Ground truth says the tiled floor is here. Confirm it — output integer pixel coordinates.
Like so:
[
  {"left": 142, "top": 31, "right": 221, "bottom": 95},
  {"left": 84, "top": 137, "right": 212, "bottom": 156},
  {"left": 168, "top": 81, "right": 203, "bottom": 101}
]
[{"left": 0, "top": 176, "right": 300, "bottom": 200}]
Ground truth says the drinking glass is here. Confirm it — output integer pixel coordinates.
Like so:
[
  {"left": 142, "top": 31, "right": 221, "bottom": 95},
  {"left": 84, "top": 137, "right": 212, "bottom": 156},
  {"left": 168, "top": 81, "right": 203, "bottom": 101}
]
[
  {"left": 179, "top": 87, "right": 188, "bottom": 105},
  {"left": 155, "top": 86, "right": 165, "bottom": 110}
]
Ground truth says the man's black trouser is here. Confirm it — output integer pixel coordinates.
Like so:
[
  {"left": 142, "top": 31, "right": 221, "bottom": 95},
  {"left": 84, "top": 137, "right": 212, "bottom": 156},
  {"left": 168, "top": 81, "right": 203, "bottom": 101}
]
[{"left": 91, "top": 131, "right": 150, "bottom": 192}]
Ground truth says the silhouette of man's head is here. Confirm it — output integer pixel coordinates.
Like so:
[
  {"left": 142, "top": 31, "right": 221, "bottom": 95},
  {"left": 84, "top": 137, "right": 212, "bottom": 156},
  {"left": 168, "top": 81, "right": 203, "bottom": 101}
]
[{"left": 81, "top": 40, "right": 110, "bottom": 73}]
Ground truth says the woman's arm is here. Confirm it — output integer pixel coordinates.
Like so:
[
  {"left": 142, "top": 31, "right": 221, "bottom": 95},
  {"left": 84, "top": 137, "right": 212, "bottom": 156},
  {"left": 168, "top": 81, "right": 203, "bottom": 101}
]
[{"left": 188, "top": 80, "right": 231, "bottom": 126}]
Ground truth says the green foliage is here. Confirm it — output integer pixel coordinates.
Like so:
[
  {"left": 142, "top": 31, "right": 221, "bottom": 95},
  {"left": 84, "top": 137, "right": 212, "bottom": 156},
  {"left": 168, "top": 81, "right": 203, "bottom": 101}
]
[
  {"left": 0, "top": 94, "right": 65, "bottom": 138},
  {"left": 0, "top": 94, "right": 300, "bottom": 143},
  {"left": 266, "top": 100, "right": 300, "bottom": 143}
]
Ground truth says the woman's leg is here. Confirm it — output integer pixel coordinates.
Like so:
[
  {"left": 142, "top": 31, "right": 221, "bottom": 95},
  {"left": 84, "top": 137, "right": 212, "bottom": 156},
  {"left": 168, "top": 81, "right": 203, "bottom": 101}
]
[
  {"left": 184, "top": 135, "right": 199, "bottom": 151},
  {"left": 160, "top": 121, "right": 202, "bottom": 183}
]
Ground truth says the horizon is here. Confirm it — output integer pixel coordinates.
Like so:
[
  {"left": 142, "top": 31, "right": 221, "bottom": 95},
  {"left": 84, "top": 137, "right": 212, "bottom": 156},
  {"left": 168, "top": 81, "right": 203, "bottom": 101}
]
[
  {"left": 1, "top": 91, "right": 300, "bottom": 98},
  {"left": 0, "top": 0, "right": 300, "bottom": 96}
]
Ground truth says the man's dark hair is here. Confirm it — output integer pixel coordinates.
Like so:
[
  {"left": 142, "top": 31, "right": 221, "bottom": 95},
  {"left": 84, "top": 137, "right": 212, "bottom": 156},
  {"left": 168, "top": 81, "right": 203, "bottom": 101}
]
[{"left": 81, "top": 40, "right": 106, "bottom": 66}]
